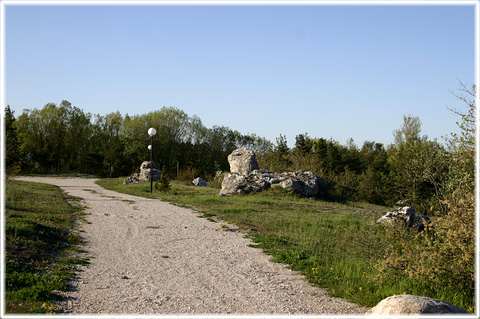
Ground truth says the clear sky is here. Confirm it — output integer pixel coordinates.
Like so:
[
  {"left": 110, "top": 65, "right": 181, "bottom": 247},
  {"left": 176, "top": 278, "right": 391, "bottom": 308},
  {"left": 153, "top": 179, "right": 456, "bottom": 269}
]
[{"left": 4, "top": 1, "right": 477, "bottom": 148}]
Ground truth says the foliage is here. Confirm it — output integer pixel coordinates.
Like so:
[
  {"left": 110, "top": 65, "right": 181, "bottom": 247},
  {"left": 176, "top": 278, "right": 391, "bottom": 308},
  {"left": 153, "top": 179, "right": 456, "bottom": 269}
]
[
  {"left": 5, "top": 180, "right": 88, "bottom": 313},
  {"left": 393, "top": 114, "right": 424, "bottom": 146},
  {"left": 12, "top": 103, "right": 272, "bottom": 178},
  {"left": 375, "top": 82, "right": 476, "bottom": 311},
  {"left": 385, "top": 139, "right": 448, "bottom": 212},
  {"left": 4, "top": 105, "right": 22, "bottom": 174},
  {"left": 375, "top": 184, "right": 475, "bottom": 310},
  {"left": 155, "top": 166, "right": 171, "bottom": 192}
]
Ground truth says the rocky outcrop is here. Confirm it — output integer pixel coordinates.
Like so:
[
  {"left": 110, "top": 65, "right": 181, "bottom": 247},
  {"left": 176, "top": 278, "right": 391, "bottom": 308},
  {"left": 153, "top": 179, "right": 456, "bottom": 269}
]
[
  {"left": 219, "top": 169, "right": 326, "bottom": 198},
  {"left": 219, "top": 148, "right": 326, "bottom": 197},
  {"left": 366, "top": 295, "right": 469, "bottom": 315},
  {"left": 124, "top": 161, "right": 161, "bottom": 184},
  {"left": 191, "top": 177, "right": 207, "bottom": 187},
  {"left": 376, "top": 206, "right": 430, "bottom": 230},
  {"left": 227, "top": 148, "right": 259, "bottom": 175},
  {"left": 278, "top": 171, "right": 325, "bottom": 197}
]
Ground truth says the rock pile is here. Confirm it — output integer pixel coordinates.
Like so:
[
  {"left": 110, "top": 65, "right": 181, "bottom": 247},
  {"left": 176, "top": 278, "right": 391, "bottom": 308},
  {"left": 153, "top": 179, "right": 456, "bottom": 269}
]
[
  {"left": 123, "top": 161, "right": 161, "bottom": 185},
  {"left": 376, "top": 206, "right": 430, "bottom": 230},
  {"left": 366, "top": 295, "right": 469, "bottom": 315},
  {"left": 219, "top": 148, "right": 326, "bottom": 197}
]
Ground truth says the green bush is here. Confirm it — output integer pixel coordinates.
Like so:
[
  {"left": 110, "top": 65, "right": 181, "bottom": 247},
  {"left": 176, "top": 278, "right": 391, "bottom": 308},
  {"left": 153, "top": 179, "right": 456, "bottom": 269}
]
[{"left": 155, "top": 166, "right": 171, "bottom": 192}]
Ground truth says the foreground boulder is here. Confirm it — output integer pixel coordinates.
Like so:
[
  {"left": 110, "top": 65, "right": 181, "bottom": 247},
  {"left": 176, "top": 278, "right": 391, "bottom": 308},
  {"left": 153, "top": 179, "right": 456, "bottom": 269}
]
[
  {"left": 124, "top": 161, "right": 161, "bottom": 184},
  {"left": 376, "top": 206, "right": 430, "bottom": 231},
  {"left": 366, "top": 295, "right": 469, "bottom": 315}
]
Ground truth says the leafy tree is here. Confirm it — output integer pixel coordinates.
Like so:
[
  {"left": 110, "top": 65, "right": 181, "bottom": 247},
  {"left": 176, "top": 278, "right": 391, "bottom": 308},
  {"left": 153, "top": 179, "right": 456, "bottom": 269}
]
[
  {"left": 63, "top": 104, "right": 92, "bottom": 172},
  {"left": 92, "top": 111, "right": 126, "bottom": 177},
  {"left": 393, "top": 114, "right": 424, "bottom": 145},
  {"left": 294, "top": 133, "right": 313, "bottom": 155},
  {"left": 4, "top": 106, "right": 22, "bottom": 173},
  {"left": 386, "top": 116, "right": 448, "bottom": 212}
]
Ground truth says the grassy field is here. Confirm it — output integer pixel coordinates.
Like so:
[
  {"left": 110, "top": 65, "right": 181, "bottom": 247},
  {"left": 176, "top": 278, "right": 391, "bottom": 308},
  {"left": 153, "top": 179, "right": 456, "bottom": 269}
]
[{"left": 5, "top": 179, "right": 89, "bottom": 313}]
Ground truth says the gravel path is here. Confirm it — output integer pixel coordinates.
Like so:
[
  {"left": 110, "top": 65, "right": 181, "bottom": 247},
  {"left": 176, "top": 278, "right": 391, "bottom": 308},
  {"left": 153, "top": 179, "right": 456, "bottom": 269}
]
[{"left": 16, "top": 177, "right": 369, "bottom": 315}]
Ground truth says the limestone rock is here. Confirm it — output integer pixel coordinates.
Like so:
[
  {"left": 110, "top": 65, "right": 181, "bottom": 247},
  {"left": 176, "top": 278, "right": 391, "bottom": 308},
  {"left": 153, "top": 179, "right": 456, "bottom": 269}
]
[
  {"left": 278, "top": 171, "right": 325, "bottom": 197},
  {"left": 219, "top": 169, "right": 325, "bottom": 197},
  {"left": 376, "top": 206, "right": 430, "bottom": 230},
  {"left": 192, "top": 177, "right": 207, "bottom": 187},
  {"left": 219, "top": 173, "right": 248, "bottom": 195},
  {"left": 366, "top": 295, "right": 469, "bottom": 315},
  {"left": 228, "top": 148, "right": 259, "bottom": 176},
  {"left": 124, "top": 161, "right": 161, "bottom": 184}
]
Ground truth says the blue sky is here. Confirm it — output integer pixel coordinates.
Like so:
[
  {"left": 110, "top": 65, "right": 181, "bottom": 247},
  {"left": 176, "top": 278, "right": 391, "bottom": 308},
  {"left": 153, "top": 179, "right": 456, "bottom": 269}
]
[{"left": 4, "top": 2, "right": 477, "bottom": 148}]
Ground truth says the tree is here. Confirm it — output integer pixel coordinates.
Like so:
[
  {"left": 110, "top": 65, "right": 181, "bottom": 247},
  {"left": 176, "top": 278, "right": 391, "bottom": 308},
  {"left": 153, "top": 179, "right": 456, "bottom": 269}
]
[
  {"left": 94, "top": 111, "right": 126, "bottom": 177},
  {"left": 4, "top": 106, "right": 22, "bottom": 173},
  {"left": 386, "top": 138, "right": 448, "bottom": 211},
  {"left": 63, "top": 103, "right": 93, "bottom": 172},
  {"left": 393, "top": 114, "right": 423, "bottom": 145},
  {"left": 294, "top": 133, "right": 313, "bottom": 155}
]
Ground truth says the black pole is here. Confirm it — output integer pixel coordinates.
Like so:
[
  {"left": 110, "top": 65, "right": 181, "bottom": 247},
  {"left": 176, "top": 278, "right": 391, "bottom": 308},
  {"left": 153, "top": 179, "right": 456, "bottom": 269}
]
[{"left": 150, "top": 135, "right": 153, "bottom": 193}]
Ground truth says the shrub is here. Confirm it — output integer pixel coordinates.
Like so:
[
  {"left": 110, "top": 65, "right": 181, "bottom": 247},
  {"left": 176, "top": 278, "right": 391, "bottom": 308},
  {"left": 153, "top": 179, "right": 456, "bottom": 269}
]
[{"left": 155, "top": 166, "right": 171, "bottom": 192}]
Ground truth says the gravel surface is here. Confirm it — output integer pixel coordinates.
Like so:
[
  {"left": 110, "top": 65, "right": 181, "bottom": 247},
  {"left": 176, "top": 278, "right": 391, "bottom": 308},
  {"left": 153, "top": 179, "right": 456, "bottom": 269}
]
[{"left": 16, "top": 177, "right": 370, "bottom": 315}]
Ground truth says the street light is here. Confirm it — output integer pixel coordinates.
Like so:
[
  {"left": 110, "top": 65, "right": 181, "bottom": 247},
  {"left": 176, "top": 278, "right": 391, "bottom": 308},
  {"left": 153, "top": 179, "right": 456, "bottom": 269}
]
[{"left": 148, "top": 128, "right": 157, "bottom": 193}]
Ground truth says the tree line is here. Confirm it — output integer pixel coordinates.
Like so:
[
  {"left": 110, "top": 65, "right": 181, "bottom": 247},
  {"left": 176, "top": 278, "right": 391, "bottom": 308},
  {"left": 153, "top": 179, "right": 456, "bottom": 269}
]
[
  {"left": 5, "top": 83, "right": 475, "bottom": 216},
  {"left": 257, "top": 114, "right": 449, "bottom": 214},
  {"left": 5, "top": 101, "right": 272, "bottom": 179}
]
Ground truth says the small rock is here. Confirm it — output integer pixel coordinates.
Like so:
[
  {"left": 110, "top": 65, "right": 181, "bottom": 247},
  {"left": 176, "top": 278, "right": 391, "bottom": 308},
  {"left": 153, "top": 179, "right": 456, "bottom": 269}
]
[{"left": 191, "top": 177, "right": 207, "bottom": 187}]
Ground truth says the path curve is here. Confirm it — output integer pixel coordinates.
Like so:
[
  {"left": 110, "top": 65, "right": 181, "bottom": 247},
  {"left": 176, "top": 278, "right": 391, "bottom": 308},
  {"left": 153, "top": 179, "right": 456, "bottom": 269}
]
[{"left": 16, "top": 177, "right": 369, "bottom": 315}]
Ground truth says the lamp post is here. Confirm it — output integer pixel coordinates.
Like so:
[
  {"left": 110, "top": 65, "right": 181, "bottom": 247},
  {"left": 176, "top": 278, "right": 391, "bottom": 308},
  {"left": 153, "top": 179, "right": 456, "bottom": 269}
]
[{"left": 148, "top": 128, "right": 157, "bottom": 193}]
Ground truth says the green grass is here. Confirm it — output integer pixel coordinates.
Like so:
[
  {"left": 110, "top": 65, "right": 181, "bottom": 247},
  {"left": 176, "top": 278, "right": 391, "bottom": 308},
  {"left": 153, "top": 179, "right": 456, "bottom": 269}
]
[
  {"left": 5, "top": 179, "right": 89, "bottom": 314},
  {"left": 97, "top": 178, "right": 474, "bottom": 311}
]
